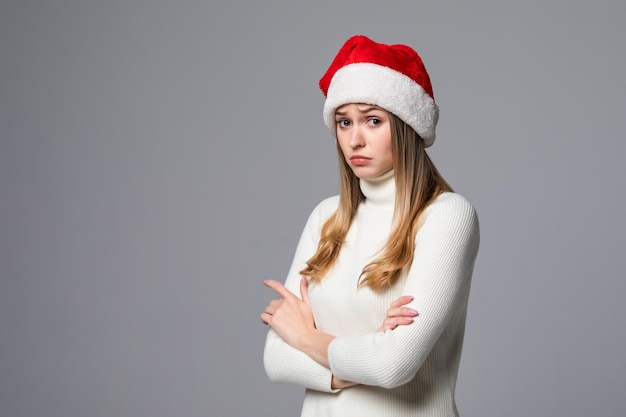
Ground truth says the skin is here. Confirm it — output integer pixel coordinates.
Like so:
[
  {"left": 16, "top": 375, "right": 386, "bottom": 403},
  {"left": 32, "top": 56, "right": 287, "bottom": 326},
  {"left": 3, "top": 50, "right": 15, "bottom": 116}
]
[
  {"left": 335, "top": 103, "right": 394, "bottom": 179},
  {"left": 261, "top": 278, "right": 417, "bottom": 388},
  {"left": 261, "top": 103, "right": 417, "bottom": 389}
]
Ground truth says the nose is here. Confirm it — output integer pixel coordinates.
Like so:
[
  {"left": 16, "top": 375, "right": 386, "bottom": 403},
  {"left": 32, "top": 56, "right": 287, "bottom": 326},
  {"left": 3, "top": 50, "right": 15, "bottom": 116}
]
[{"left": 348, "top": 125, "right": 365, "bottom": 149}]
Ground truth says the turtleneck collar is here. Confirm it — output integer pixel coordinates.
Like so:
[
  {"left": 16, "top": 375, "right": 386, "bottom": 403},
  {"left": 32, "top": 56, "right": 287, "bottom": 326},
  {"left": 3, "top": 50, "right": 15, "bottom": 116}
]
[{"left": 359, "top": 169, "right": 396, "bottom": 209}]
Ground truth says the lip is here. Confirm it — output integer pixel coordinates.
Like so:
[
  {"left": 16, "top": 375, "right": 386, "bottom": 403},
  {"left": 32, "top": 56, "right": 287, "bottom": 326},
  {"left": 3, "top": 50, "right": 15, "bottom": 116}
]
[
  {"left": 349, "top": 155, "right": 371, "bottom": 165},
  {"left": 350, "top": 155, "right": 371, "bottom": 166}
]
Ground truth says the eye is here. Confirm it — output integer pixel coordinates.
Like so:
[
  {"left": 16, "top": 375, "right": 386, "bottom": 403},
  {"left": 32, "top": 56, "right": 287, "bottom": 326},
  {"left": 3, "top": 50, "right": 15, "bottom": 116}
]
[
  {"left": 336, "top": 119, "right": 351, "bottom": 128},
  {"left": 367, "top": 117, "right": 382, "bottom": 126}
]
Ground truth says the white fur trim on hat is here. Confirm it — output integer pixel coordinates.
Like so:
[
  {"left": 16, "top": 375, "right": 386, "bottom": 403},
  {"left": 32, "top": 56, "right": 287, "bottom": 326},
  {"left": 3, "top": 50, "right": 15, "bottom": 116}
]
[{"left": 322, "top": 63, "right": 439, "bottom": 147}]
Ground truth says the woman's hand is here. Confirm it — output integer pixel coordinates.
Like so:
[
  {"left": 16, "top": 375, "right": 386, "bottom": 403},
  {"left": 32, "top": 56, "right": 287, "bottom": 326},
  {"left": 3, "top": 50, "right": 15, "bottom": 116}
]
[
  {"left": 378, "top": 295, "right": 419, "bottom": 332},
  {"left": 261, "top": 277, "right": 317, "bottom": 349},
  {"left": 332, "top": 375, "right": 358, "bottom": 389}
]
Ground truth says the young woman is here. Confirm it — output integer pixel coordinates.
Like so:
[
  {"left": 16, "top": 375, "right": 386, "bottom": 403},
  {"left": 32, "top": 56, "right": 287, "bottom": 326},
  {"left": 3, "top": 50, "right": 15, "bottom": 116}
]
[{"left": 261, "top": 35, "right": 480, "bottom": 417}]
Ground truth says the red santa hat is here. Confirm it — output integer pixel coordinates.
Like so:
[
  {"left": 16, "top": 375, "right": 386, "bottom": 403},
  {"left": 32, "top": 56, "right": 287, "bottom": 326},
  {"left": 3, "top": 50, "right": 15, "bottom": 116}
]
[{"left": 319, "top": 35, "right": 439, "bottom": 147}]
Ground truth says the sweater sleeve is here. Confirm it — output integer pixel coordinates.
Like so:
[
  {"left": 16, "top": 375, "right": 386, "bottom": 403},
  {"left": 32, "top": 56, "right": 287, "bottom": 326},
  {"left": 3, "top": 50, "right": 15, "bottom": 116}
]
[
  {"left": 263, "top": 197, "right": 341, "bottom": 393},
  {"left": 327, "top": 194, "right": 480, "bottom": 389}
]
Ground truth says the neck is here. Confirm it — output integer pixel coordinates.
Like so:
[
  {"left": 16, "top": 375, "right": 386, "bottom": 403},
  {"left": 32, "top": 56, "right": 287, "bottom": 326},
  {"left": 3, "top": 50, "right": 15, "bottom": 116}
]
[{"left": 359, "top": 170, "right": 395, "bottom": 209}]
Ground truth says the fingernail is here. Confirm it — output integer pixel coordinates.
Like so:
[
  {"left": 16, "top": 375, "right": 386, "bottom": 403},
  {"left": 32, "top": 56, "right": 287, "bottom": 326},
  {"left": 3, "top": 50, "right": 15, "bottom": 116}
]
[{"left": 408, "top": 309, "right": 418, "bottom": 316}]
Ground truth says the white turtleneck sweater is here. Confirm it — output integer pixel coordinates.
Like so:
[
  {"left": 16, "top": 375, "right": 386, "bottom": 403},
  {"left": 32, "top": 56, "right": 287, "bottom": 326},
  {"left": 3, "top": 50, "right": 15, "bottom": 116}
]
[{"left": 264, "top": 171, "right": 480, "bottom": 417}]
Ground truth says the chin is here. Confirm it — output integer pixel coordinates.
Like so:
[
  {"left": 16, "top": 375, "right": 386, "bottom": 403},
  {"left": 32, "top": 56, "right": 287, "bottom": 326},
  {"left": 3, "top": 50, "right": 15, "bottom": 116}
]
[{"left": 352, "top": 169, "right": 384, "bottom": 180}]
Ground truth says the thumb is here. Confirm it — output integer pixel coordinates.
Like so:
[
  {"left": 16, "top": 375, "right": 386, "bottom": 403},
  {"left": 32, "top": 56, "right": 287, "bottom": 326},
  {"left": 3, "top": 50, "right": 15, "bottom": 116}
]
[{"left": 300, "top": 276, "right": 310, "bottom": 305}]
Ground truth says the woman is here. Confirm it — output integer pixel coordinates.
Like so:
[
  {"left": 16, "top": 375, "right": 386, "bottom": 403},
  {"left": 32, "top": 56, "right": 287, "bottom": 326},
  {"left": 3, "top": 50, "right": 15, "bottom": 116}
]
[{"left": 261, "top": 35, "right": 479, "bottom": 417}]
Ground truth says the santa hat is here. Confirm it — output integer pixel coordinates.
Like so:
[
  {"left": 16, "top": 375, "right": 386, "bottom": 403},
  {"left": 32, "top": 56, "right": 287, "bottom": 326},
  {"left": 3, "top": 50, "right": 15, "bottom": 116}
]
[{"left": 319, "top": 35, "right": 439, "bottom": 147}]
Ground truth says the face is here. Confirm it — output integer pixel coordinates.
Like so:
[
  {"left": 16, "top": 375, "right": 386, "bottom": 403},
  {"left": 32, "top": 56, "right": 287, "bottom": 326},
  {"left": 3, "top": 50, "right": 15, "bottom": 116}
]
[{"left": 335, "top": 103, "right": 393, "bottom": 179}]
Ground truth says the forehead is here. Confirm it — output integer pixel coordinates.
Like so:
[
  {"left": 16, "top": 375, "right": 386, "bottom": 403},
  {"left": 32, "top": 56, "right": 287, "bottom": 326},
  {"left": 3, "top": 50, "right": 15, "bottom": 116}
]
[{"left": 335, "top": 103, "right": 386, "bottom": 114}]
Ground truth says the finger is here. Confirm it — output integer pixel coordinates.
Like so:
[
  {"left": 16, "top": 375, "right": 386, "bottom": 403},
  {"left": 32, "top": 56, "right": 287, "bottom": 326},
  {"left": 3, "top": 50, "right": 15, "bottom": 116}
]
[
  {"left": 379, "top": 316, "right": 414, "bottom": 332},
  {"left": 385, "top": 316, "right": 414, "bottom": 327},
  {"left": 390, "top": 295, "right": 414, "bottom": 308},
  {"left": 387, "top": 306, "right": 419, "bottom": 318},
  {"left": 300, "top": 276, "right": 310, "bottom": 305},
  {"left": 378, "top": 320, "right": 398, "bottom": 332},
  {"left": 396, "top": 316, "right": 415, "bottom": 324},
  {"left": 386, "top": 306, "right": 403, "bottom": 317},
  {"left": 269, "top": 299, "right": 282, "bottom": 308},
  {"left": 263, "top": 279, "right": 294, "bottom": 300},
  {"left": 261, "top": 302, "right": 282, "bottom": 324},
  {"left": 404, "top": 307, "right": 419, "bottom": 317}
]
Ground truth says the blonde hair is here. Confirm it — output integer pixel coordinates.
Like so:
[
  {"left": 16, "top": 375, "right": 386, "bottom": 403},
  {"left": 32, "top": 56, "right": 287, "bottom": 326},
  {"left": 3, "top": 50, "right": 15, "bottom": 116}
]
[{"left": 300, "top": 112, "right": 453, "bottom": 291}]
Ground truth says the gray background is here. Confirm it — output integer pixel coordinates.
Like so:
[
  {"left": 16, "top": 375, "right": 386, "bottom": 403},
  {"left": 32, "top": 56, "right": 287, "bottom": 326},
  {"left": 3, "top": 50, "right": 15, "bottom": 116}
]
[{"left": 1, "top": 1, "right": 624, "bottom": 416}]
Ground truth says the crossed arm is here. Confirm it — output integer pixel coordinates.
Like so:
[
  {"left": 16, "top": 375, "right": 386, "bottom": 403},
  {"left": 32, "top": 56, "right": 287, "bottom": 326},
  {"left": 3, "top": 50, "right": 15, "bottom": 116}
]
[{"left": 260, "top": 276, "right": 416, "bottom": 389}]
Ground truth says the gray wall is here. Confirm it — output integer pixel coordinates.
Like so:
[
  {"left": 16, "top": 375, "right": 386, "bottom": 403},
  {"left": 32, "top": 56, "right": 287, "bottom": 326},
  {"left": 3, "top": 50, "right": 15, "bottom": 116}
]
[{"left": 1, "top": 1, "right": 624, "bottom": 416}]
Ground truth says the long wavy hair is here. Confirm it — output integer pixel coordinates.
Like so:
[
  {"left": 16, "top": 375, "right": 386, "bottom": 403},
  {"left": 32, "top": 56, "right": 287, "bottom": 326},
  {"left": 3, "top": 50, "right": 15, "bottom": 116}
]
[{"left": 300, "top": 111, "right": 453, "bottom": 291}]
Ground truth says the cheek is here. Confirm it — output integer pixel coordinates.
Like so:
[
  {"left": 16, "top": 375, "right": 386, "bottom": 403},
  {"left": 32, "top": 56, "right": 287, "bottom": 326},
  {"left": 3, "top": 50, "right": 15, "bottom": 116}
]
[
  {"left": 384, "top": 141, "right": 393, "bottom": 158},
  {"left": 381, "top": 136, "right": 393, "bottom": 166},
  {"left": 383, "top": 148, "right": 394, "bottom": 170}
]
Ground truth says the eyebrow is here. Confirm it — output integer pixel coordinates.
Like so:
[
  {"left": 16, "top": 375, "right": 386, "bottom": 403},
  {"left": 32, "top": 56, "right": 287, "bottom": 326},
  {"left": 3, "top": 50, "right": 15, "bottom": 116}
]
[{"left": 335, "top": 105, "right": 383, "bottom": 116}]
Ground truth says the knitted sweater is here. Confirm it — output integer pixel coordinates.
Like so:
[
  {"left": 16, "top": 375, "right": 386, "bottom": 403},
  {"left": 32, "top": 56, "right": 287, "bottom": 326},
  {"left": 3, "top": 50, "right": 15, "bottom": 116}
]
[{"left": 264, "top": 170, "right": 480, "bottom": 417}]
